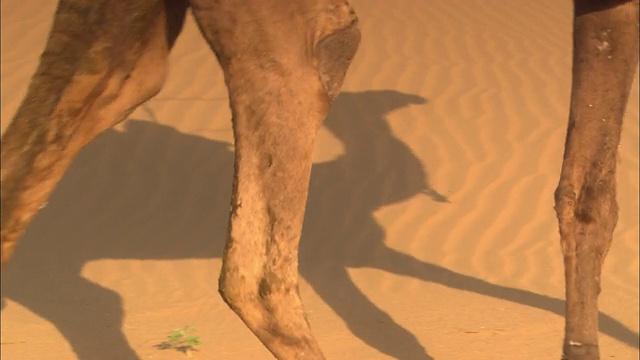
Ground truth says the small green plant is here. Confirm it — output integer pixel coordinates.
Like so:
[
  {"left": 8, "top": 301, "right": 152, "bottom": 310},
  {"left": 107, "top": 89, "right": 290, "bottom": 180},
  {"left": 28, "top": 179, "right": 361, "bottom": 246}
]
[{"left": 155, "top": 326, "right": 202, "bottom": 357}]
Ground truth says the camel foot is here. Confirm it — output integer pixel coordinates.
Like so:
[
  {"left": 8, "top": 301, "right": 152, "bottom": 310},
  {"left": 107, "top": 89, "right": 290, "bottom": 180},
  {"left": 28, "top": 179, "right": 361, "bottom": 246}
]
[{"left": 562, "top": 341, "right": 599, "bottom": 360}]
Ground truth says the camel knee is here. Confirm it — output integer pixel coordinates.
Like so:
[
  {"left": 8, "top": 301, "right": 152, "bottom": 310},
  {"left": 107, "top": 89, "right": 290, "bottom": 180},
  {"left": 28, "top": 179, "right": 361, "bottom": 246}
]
[
  {"left": 219, "top": 264, "right": 317, "bottom": 350},
  {"left": 218, "top": 264, "right": 250, "bottom": 313},
  {"left": 554, "top": 179, "right": 617, "bottom": 296},
  {"left": 555, "top": 178, "right": 618, "bottom": 237},
  {"left": 218, "top": 265, "right": 293, "bottom": 313},
  {"left": 217, "top": 255, "right": 267, "bottom": 314}
]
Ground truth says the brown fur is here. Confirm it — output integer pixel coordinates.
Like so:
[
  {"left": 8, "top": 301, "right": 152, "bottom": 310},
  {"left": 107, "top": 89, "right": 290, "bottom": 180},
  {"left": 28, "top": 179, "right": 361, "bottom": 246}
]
[
  {"left": 0, "top": 0, "right": 637, "bottom": 359},
  {"left": 555, "top": 1, "right": 638, "bottom": 359}
]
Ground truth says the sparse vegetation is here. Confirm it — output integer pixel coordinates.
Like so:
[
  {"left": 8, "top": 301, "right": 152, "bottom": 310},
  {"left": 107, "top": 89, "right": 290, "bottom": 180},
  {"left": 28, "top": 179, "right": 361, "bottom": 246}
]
[{"left": 155, "top": 326, "right": 201, "bottom": 357}]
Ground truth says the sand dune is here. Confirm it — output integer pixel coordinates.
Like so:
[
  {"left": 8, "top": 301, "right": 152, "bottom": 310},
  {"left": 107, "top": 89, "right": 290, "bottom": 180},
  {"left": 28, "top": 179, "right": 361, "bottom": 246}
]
[{"left": 1, "top": 0, "right": 638, "bottom": 359}]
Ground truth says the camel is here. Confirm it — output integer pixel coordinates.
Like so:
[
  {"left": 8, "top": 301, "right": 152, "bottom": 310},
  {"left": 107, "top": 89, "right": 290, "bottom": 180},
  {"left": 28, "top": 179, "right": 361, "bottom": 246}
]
[{"left": 0, "top": 0, "right": 637, "bottom": 359}]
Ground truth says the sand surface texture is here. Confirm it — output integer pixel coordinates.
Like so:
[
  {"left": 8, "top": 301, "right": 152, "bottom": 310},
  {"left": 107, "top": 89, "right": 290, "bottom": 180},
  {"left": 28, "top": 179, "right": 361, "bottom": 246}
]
[{"left": 1, "top": 0, "right": 638, "bottom": 359}]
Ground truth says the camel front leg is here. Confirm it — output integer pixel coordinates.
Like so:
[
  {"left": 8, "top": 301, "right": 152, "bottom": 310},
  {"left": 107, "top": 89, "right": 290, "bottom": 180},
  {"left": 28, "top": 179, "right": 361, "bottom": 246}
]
[
  {"left": 0, "top": 0, "right": 188, "bottom": 267},
  {"left": 555, "top": 1, "right": 638, "bottom": 359},
  {"left": 190, "top": 1, "right": 359, "bottom": 358}
]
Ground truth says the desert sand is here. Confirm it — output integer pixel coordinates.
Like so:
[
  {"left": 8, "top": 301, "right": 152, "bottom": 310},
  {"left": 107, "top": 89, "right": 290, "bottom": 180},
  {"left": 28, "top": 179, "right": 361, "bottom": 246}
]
[{"left": 1, "top": 0, "right": 638, "bottom": 359}]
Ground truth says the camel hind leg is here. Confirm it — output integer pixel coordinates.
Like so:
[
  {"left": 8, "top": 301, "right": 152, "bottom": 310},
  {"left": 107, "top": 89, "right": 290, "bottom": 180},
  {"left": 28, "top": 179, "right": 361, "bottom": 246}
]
[
  {"left": 0, "top": 0, "right": 188, "bottom": 267},
  {"left": 555, "top": 1, "right": 638, "bottom": 359},
  {"left": 190, "top": 0, "right": 359, "bottom": 358}
]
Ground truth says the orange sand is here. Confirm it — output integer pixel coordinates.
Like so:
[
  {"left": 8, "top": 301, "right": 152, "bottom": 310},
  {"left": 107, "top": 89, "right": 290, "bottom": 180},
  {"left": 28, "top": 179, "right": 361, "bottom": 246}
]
[{"left": 1, "top": 0, "right": 638, "bottom": 359}]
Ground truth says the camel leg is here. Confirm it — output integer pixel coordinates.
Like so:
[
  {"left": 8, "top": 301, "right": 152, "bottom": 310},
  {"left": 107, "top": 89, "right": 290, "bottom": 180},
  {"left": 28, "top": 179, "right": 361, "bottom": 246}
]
[
  {"left": 0, "top": 0, "right": 188, "bottom": 267},
  {"left": 189, "top": 1, "right": 359, "bottom": 358},
  {"left": 555, "top": 1, "right": 638, "bottom": 359}
]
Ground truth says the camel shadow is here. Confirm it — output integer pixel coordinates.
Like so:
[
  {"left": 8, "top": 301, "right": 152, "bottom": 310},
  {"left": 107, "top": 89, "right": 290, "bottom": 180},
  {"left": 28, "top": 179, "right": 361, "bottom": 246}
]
[{"left": 1, "top": 90, "right": 637, "bottom": 359}]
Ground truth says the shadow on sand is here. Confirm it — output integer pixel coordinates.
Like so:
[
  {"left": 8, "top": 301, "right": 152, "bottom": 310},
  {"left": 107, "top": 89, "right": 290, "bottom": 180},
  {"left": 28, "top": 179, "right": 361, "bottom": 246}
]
[{"left": 2, "top": 90, "right": 637, "bottom": 359}]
